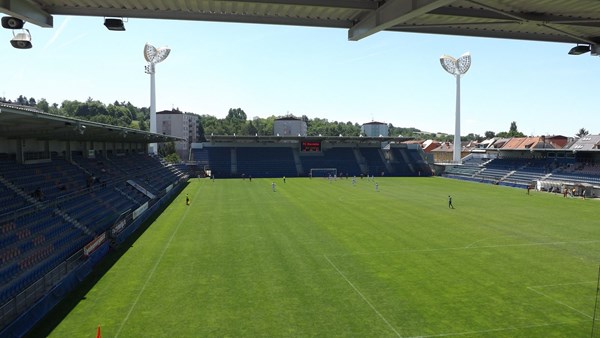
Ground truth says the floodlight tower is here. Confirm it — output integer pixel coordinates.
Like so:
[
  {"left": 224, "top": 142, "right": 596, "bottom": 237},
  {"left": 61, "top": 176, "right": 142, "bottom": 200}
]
[
  {"left": 144, "top": 43, "right": 171, "bottom": 154},
  {"left": 440, "top": 52, "right": 471, "bottom": 163}
]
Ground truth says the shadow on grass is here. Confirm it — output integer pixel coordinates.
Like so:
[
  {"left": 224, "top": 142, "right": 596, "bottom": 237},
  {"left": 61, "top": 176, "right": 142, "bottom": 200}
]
[{"left": 25, "top": 180, "right": 189, "bottom": 338}]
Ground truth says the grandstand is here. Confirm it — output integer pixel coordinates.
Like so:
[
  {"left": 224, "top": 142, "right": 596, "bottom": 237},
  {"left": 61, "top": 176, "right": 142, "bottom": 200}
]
[
  {"left": 441, "top": 141, "right": 600, "bottom": 197},
  {"left": 0, "top": 104, "right": 187, "bottom": 336},
  {"left": 191, "top": 136, "right": 433, "bottom": 179}
]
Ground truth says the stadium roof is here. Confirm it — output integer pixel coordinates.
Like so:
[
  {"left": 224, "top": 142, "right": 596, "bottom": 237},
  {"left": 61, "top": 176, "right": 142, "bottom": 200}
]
[
  {"left": 3, "top": 1, "right": 600, "bottom": 46},
  {"left": 569, "top": 135, "right": 600, "bottom": 151},
  {"left": 0, "top": 103, "right": 181, "bottom": 143},
  {"left": 206, "top": 134, "right": 412, "bottom": 143}
]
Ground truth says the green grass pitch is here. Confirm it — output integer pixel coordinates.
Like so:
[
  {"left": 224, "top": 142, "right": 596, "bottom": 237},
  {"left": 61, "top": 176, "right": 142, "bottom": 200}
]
[{"left": 44, "top": 177, "right": 600, "bottom": 337}]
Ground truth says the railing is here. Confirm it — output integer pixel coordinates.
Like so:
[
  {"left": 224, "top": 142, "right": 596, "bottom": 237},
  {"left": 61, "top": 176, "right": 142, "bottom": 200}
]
[{"left": 0, "top": 248, "right": 85, "bottom": 329}]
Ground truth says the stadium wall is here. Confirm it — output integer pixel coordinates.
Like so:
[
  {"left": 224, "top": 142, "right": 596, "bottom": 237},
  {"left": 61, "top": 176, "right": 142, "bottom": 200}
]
[{"left": 0, "top": 139, "right": 18, "bottom": 154}]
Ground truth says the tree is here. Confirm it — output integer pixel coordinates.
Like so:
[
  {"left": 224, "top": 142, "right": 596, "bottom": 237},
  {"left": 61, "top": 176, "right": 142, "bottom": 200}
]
[
  {"left": 576, "top": 128, "right": 589, "bottom": 138},
  {"left": 484, "top": 131, "right": 495, "bottom": 139},
  {"left": 498, "top": 121, "right": 525, "bottom": 138},
  {"left": 61, "top": 100, "right": 82, "bottom": 116},
  {"left": 509, "top": 121, "right": 518, "bottom": 135},
  {"left": 36, "top": 98, "right": 50, "bottom": 113},
  {"left": 49, "top": 103, "right": 60, "bottom": 115},
  {"left": 226, "top": 108, "right": 247, "bottom": 123},
  {"left": 158, "top": 141, "right": 177, "bottom": 158},
  {"left": 464, "top": 133, "right": 483, "bottom": 142},
  {"left": 138, "top": 119, "right": 148, "bottom": 131},
  {"left": 241, "top": 121, "right": 258, "bottom": 136},
  {"left": 164, "top": 152, "right": 181, "bottom": 163}
]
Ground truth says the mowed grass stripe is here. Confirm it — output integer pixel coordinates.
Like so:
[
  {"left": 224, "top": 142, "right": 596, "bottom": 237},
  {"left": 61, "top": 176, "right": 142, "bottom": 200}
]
[{"left": 46, "top": 177, "right": 600, "bottom": 337}]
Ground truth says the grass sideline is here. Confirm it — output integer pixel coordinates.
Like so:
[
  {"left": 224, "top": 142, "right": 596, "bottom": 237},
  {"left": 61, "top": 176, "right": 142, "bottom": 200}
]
[{"left": 42, "top": 177, "right": 599, "bottom": 337}]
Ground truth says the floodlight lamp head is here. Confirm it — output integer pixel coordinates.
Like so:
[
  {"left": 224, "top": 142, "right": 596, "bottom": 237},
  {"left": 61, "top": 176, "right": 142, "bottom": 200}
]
[
  {"left": 440, "top": 52, "right": 471, "bottom": 75},
  {"left": 10, "top": 29, "right": 32, "bottom": 49},
  {"left": 144, "top": 43, "right": 171, "bottom": 64},
  {"left": 440, "top": 55, "right": 457, "bottom": 74},
  {"left": 2, "top": 16, "right": 25, "bottom": 29},
  {"left": 456, "top": 52, "right": 471, "bottom": 74}
]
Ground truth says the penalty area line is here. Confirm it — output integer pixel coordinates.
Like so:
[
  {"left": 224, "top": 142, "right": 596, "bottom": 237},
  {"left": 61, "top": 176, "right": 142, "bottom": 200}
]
[{"left": 323, "top": 254, "right": 402, "bottom": 337}]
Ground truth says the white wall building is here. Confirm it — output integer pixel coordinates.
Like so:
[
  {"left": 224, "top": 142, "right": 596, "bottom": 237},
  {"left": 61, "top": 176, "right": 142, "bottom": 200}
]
[
  {"left": 361, "top": 121, "right": 389, "bottom": 137},
  {"left": 273, "top": 117, "right": 307, "bottom": 136},
  {"left": 156, "top": 109, "right": 200, "bottom": 160}
]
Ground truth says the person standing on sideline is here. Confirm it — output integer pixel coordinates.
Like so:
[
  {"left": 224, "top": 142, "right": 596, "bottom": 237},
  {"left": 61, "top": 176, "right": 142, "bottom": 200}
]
[
  {"left": 186, "top": 193, "right": 190, "bottom": 206},
  {"left": 448, "top": 195, "right": 454, "bottom": 209},
  {"left": 283, "top": 176, "right": 286, "bottom": 183},
  {"left": 375, "top": 182, "right": 379, "bottom": 192},
  {"left": 272, "top": 182, "right": 276, "bottom": 192}
]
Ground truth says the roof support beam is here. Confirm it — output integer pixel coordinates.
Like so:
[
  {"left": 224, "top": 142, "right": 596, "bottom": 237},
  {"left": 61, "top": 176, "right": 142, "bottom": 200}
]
[
  {"left": 348, "top": 0, "right": 457, "bottom": 41},
  {"left": 232, "top": 0, "right": 378, "bottom": 10},
  {"left": 431, "top": 6, "right": 600, "bottom": 27},
  {"left": 48, "top": 6, "right": 354, "bottom": 29},
  {"left": 0, "top": 0, "right": 53, "bottom": 27}
]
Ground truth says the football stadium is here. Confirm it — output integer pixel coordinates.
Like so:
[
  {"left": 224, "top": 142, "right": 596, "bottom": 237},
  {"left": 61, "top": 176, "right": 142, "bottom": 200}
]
[
  {"left": 2, "top": 1, "right": 600, "bottom": 337},
  {"left": 0, "top": 101, "right": 599, "bottom": 337}
]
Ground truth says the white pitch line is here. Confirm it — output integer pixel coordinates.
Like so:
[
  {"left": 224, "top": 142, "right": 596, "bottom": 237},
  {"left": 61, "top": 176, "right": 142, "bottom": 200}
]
[
  {"left": 330, "top": 240, "right": 600, "bottom": 257},
  {"left": 323, "top": 254, "right": 402, "bottom": 337},
  {"left": 114, "top": 189, "right": 196, "bottom": 337},
  {"left": 526, "top": 286, "right": 593, "bottom": 319},
  {"left": 528, "top": 281, "right": 597, "bottom": 288},
  {"left": 464, "top": 235, "right": 519, "bottom": 249},
  {"left": 407, "top": 320, "right": 587, "bottom": 337}
]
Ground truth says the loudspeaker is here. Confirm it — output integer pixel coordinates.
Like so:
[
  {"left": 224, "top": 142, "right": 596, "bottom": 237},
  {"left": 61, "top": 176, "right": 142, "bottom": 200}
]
[{"left": 104, "top": 18, "right": 125, "bottom": 31}]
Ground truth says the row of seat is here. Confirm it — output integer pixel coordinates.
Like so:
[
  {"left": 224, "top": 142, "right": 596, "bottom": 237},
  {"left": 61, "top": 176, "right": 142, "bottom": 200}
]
[
  {"left": 445, "top": 157, "right": 600, "bottom": 188},
  {"left": 0, "top": 154, "right": 187, "bottom": 309},
  {"left": 193, "top": 146, "right": 431, "bottom": 178}
]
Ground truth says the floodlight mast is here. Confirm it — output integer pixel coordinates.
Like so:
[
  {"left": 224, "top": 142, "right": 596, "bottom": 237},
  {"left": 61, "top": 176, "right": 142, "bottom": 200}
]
[
  {"left": 144, "top": 43, "right": 171, "bottom": 154},
  {"left": 440, "top": 52, "right": 471, "bottom": 163}
]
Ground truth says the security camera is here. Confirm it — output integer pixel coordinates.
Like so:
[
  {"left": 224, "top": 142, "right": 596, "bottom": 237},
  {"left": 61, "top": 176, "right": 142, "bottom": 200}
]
[
  {"left": 2, "top": 16, "right": 25, "bottom": 29},
  {"left": 10, "top": 30, "right": 32, "bottom": 49}
]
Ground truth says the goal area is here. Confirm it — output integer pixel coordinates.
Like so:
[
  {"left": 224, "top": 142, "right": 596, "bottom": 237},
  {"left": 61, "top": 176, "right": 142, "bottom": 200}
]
[{"left": 310, "top": 168, "right": 337, "bottom": 178}]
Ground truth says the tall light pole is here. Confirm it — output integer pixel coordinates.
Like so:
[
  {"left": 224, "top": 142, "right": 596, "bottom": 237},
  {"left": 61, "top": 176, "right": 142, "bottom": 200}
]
[
  {"left": 144, "top": 43, "right": 171, "bottom": 154},
  {"left": 440, "top": 52, "right": 471, "bottom": 163}
]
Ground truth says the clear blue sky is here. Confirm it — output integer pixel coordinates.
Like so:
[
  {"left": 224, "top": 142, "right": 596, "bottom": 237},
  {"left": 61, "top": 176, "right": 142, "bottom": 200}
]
[{"left": 2, "top": 15, "right": 598, "bottom": 137}]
